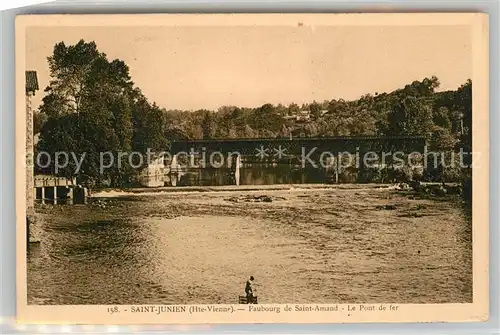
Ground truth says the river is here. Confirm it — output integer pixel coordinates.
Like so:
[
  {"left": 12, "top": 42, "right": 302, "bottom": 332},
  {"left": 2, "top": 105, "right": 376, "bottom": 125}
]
[{"left": 27, "top": 185, "right": 472, "bottom": 305}]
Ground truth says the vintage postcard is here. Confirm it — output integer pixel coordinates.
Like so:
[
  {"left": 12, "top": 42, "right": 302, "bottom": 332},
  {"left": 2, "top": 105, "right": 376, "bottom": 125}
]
[{"left": 16, "top": 13, "right": 489, "bottom": 324}]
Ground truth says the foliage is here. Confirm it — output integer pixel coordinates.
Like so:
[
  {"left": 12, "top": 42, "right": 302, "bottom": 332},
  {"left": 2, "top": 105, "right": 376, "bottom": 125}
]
[
  {"left": 161, "top": 75, "right": 469, "bottom": 146},
  {"left": 37, "top": 40, "right": 168, "bottom": 187},
  {"left": 159, "top": 76, "right": 471, "bottom": 186}
]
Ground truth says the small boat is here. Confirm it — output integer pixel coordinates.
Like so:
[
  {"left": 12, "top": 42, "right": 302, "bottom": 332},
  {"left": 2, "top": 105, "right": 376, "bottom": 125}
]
[{"left": 238, "top": 295, "right": 258, "bottom": 304}]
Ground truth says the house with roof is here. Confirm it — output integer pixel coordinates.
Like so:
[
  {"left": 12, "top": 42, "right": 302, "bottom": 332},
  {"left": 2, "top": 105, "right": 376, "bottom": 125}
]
[{"left": 295, "top": 110, "right": 311, "bottom": 122}]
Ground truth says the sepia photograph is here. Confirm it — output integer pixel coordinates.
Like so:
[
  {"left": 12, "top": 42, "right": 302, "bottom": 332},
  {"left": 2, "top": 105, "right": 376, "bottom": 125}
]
[{"left": 16, "top": 13, "right": 489, "bottom": 324}]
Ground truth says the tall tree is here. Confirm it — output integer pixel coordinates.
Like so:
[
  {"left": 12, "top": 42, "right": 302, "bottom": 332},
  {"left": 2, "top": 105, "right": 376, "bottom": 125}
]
[
  {"left": 202, "top": 110, "right": 214, "bottom": 139},
  {"left": 37, "top": 39, "right": 166, "bottom": 187},
  {"left": 309, "top": 101, "right": 322, "bottom": 120},
  {"left": 251, "top": 104, "right": 283, "bottom": 136}
]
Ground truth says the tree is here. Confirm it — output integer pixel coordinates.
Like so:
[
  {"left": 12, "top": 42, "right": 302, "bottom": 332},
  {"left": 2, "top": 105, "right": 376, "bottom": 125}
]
[
  {"left": 274, "top": 103, "right": 288, "bottom": 116},
  {"left": 433, "top": 106, "right": 452, "bottom": 130},
  {"left": 33, "top": 111, "right": 47, "bottom": 135},
  {"left": 202, "top": 110, "right": 214, "bottom": 139},
  {"left": 309, "top": 101, "right": 322, "bottom": 119},
  {"left": 455, "top": 79, "right": 472, "bottom": 141},
  {"left": 374, "top": 77, "right": 440, "bottom": 137},
  {"left": 453, "top": 79, "right": 472, "bottom": 172},
  {"left": 42, "top": 40, "right": 105, "bottom": 117},
  {"left": 37, "top": 39, "right": 166, "bottom": 187},
  {"left": 251, "top": 104, "right": 283, "bottom": 135},
  {"left": 243, "top": 124, "right": 256, "bottom": 138},
  {"left": 429, "top": 125, "right": 458, "bottom": 151},
  {"left": 287, "top": 103, "right": 300, "bottom": 116},
  {"left": 327, "top": 99, "right": 350, "bottom": 117},
  {"left": 131, "top": 96, "right": 168, "bottom": 153}
]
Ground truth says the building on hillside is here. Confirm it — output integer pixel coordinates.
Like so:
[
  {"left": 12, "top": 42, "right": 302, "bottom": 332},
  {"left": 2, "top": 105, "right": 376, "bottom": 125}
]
[
  {"left": 290, "top": 128, "right": 307, "bottom": 138},
  {"left": 296, "top": 110, "right": 311, "bottom": 122},
  {"left": 26, "top": 70, "right": 39, "bottom": 216}
]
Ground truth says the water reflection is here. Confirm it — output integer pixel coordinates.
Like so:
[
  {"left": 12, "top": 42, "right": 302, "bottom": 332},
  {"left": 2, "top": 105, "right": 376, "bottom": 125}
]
[
  {"left": 27, "top": 214, "right": 163, "bottom": 305},
  {"left": 175, "top": 164, "right": 329, "bottom": 186}
]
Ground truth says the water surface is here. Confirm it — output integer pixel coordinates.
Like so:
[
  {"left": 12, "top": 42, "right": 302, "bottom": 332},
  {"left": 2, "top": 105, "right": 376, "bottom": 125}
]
[{"left": 28, "top": 187, "right": 472, "bottom": 304}]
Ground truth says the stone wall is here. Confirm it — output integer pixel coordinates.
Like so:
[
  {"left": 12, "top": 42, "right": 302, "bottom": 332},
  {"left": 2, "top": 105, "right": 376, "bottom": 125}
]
[{"left": 26, "top": 93, "right": 34, "bottom": 217}]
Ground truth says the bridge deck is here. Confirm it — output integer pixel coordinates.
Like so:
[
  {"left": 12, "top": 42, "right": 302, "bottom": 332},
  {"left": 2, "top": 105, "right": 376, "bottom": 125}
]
[
  {"left": 34, "top": 175, "right": 76, "bottom": 188},
  {"left": 170, "top": 136, "right": 428, "bottom": 155},
  {"left": 172, "top": 135, "right": 426, "bottom": 143}
]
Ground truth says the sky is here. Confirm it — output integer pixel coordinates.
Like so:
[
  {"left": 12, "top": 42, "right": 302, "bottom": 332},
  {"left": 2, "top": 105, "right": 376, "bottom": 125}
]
[{"left": 26, "top": 25, "right": 472, "bottom": 111}]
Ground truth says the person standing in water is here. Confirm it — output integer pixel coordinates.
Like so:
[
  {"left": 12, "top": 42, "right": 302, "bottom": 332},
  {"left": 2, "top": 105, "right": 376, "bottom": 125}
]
[{"left": 245, "top": 276, "right": 255, "bottom": 304}]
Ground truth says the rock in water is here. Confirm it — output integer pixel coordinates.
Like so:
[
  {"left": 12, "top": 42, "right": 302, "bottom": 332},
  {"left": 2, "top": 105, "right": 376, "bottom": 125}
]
[
  {"left": 376, "top": 204, "right": 397, "bottom": 210},
  {"left": 262, "top": 196, "right": 273, "bottom": 203}
]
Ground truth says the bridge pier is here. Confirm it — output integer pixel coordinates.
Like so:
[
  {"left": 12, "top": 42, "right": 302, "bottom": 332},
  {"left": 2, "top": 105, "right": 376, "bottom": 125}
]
[
  {"left": 40, "top": 187, "right": 45, "bottom": 204},
  {"left": 334, "top": 154, "right": 339, "bottom": 184},
  {"left": 170, "top": 154, "right": 178, "bottom": 186},
  {"left": 68, "top": 187, "right": 74, "bottom": 204},
  {"left": 235, "top": 155, "right": 241, "bottom": 186},
  {"left": 227, "top": 154, "right": 241, "bottom": 186}
]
